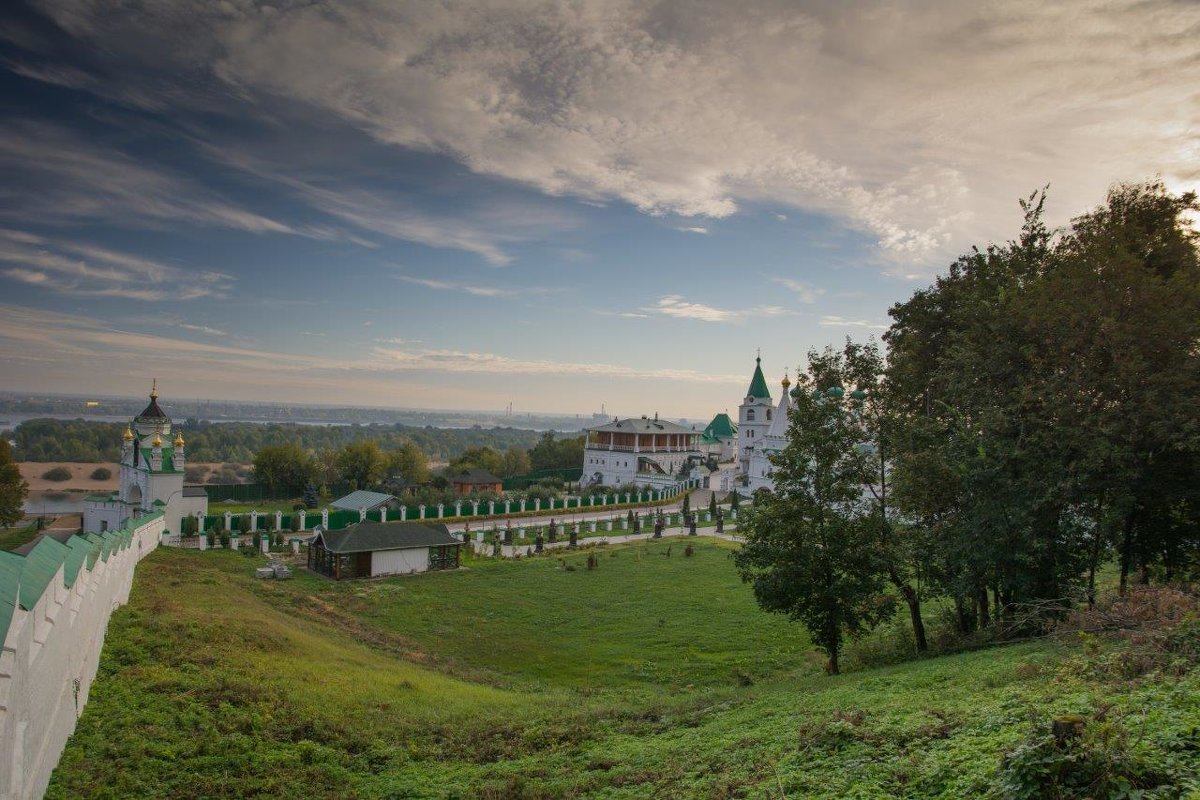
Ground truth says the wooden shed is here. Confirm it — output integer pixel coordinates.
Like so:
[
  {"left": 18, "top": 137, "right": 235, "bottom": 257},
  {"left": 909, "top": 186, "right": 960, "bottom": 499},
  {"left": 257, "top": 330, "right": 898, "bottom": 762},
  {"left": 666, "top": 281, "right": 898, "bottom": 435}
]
[{"left": 307, "top": 522, "right": 461, "bottom": 580}]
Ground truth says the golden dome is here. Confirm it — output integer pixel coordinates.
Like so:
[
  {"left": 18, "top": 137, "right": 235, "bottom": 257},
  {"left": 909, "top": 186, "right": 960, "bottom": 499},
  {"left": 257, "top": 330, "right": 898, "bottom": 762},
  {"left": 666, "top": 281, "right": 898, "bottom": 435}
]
[
  {"left": 123, "top": 425, "right": 134, "bottom": 442},
  {"left": 174, "top": 430, "right": 185, "bottom": 447},
  {"left": 781, "top": 372, "right": 791, "bottom": 390},
  {"left": 152, "top": 433, "right": 162, "bottom": 448}
]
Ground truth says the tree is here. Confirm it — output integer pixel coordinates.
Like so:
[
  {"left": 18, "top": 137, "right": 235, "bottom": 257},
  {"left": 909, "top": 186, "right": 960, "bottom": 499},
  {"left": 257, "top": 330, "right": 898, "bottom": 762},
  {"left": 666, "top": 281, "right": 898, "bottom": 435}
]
[
  {"left": 709, "top": 492, "right": 718, "bottom": 517},
  {"left": 734, "top": 359, "right": 891, "bottom": 674},
  {"left": 385, "top": 439, "right": 430, "bottom": 485},
  {"left": 0, "top": 440, "right": 28, "bottom": 527},
  {"left": 529, "top": 432, "right": 585, "bottom": 471},
  {"left": 336, "top": 440, "right": 386, "bottom": 490},
  {"left": 446, "top": 446, "right": 505, "bottom": 478},
  {"left": 503, "top": 447, "right": 531, "bottom": 478},
  {"left": 681, "top": 492, "right": 690, "bottom": 517},
  {"left": 884, "top": 181, "right": 1200, "bottom": 624},
  {"left": 252, "top": 443, "right": 317, "bottom": 498}
]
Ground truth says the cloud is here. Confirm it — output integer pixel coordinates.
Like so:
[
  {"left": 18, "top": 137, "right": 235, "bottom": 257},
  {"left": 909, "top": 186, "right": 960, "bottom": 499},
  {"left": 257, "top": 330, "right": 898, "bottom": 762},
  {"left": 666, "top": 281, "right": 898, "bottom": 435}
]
[
  {"left": 0, "top": 229, "right": 234, "bottom": 300},
  {"left": 26, "top": 0, "right": 1199, "bottom": 272},
  {"left": 819, "top": 315, "right": 887, "bottom": 331},
  {"left": 771, "top": 277, "right": 824, "bottom": 304},
  {"left": 0, "top": 303, "right": 745, "bottom": 388},
  {"left": 677, "top": 226, "right": 709, "bottom": 235},
  {"left": 178, "top": 323, "right": 228, "bottom": 337},
  {"left": 642, "top": 295, "right": 792, "bottom": 324},
  {"left": 0, "top": 120, "right": 306, "bottom": 236},
  {"left": 369, "top": 345, "right": 743, "bottom": 383},
  {"left": 398, "top": 275, "right": 515, "bottom": 297}
]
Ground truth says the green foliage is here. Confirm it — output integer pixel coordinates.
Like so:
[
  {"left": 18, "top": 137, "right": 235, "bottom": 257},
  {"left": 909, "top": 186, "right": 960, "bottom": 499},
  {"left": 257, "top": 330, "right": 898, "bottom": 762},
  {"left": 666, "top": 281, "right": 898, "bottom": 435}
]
[
  {"left": 529, "top": 431, "right": 584, "bottom": 472},
  {"left": 886, "top": 181, "right": 1200, "bottom": 621},
  {"left": 735, "top": 349, "right": 896, "bottom": 673},
  {"left": 252, "top": 443, "right": 316, "bottom": 498},
  {"left": 444, "top": 446, "right": 504, "bottom": 478},
  {"left": 336, "top": 439, "right": 386, "bottom": 490},
  {"left": 41, "top": 466, "right": 72, "bottom": 482},
  {"left": 89, "top": 466, "right": 112, "bottom": 480},
  {"left": 12, "top": 418, "right": 546, "bottom": 464},
  {"left": 0, "top": 439, "right": 28, "bottom": 527}
]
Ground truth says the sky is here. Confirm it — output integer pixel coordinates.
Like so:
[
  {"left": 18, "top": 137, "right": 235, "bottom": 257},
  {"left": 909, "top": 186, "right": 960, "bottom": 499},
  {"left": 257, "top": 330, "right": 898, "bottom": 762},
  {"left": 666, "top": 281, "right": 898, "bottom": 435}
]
[{"left": 0, "top": 0, "right": 1196, "bottom": 419}]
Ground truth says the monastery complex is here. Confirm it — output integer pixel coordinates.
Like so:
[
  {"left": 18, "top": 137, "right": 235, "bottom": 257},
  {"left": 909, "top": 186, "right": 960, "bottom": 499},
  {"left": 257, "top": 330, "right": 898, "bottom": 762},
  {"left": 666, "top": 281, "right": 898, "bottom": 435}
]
[{"left": 582, "top": 355, "right": 793, "bottom": 494}]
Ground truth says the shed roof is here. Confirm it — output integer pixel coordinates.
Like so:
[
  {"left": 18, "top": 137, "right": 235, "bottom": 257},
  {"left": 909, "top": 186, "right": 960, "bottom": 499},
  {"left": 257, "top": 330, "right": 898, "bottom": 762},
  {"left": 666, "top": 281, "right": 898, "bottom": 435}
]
[
  {"left": 183, "top": 486, "right": 208, "bottom": 497},
  {"left": 315, "top": 522, "right": 460, "bottom": 553},
  {"left": 330, "top": 490, "right": 396, "bottom": 512}
]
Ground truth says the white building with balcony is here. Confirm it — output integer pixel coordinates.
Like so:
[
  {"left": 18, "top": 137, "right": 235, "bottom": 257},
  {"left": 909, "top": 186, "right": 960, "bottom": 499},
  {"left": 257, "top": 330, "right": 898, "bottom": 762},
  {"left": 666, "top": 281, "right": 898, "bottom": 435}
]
[{"left": 582, "top": 414, "right": 702, "bottom": 488}]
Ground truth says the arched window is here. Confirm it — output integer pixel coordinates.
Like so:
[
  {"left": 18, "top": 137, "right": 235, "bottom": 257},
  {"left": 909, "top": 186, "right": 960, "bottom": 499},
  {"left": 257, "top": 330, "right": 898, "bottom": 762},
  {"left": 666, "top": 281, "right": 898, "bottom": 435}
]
[
  {"left": 767, "top": 409, "right": 772, "bottom": 420},
  {"left": 746, "top": 409, "right": 755, "bottom": 421}
]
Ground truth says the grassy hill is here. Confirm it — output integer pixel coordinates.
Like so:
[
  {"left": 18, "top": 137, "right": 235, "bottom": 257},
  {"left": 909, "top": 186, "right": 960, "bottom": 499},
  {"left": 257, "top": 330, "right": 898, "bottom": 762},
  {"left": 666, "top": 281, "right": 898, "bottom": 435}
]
[{"left": 48, "top": 543, "right": 1200, "bottom": 799}]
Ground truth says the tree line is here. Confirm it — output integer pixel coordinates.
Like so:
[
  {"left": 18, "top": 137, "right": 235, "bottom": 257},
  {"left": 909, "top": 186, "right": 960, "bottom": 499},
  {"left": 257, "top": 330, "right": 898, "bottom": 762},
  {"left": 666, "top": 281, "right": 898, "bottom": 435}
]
[
  {"left": 736, "top": 182, "right": 1200, "bottom": 673},
  {"left": 252, "top": 431, "right": 585, "bottom": 499},
  {"left": 7, "top": 419, "right": 558, "bottom": 465}
]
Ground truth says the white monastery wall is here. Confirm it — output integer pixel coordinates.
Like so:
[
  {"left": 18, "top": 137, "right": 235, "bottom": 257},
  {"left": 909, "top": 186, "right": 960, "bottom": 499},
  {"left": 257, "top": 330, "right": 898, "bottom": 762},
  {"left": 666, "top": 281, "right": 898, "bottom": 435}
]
[{"left": 0, "top": 513, "right": 164, "bottom": 800}]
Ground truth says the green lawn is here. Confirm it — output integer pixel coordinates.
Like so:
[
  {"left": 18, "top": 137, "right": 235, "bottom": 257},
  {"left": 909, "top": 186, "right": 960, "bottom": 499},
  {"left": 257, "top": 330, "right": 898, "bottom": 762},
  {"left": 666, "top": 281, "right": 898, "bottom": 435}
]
[
  {"left": 0, "top": 524, "right": 39, "bottom": 551},
  {"left": 47, "top": 545, "right": 1200, "bottom": 799}
]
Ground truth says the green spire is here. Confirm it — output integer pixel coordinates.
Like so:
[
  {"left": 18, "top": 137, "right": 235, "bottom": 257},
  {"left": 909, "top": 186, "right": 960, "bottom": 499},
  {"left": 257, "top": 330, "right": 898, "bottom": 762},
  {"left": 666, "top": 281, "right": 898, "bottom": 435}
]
[{"left": 746, "top": 355, "right": 771, "bottom": 400}]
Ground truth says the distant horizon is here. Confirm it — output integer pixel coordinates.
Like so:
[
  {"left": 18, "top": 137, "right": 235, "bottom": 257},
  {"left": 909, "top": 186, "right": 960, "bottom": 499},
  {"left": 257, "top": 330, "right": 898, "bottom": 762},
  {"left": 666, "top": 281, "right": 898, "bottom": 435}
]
[{"left": 0, "top": 388, "right": 713, "bottom": 427}]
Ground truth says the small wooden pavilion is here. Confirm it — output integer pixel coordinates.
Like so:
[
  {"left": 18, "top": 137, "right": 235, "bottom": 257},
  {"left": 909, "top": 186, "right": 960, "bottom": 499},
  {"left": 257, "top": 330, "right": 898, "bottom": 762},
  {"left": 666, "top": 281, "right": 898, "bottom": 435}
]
[{"left": 307, "top": 522, "right": 461, "bottom": 580}]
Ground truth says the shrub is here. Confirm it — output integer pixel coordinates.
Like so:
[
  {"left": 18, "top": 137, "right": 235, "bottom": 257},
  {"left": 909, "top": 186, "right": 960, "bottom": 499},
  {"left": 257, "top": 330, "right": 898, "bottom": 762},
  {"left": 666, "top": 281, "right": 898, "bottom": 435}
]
[
  {"left": 996, "top": 712, "right": 1187, "bottom": 799},
  {"left": 184, "top": 466, "right": 207, "bottom": 482},
  {"left": 42, "top": 466, "right": 72, "bottom": 482},
  {"left": 89, "top": 467, "right": 112, "bottom": 480}
]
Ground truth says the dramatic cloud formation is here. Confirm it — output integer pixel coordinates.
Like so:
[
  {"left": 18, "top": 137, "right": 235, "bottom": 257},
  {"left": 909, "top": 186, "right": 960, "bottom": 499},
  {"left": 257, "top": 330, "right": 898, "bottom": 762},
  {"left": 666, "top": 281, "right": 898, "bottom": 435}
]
[{"left": 25, "top": 0, "right": 1200, "bottom": 270}]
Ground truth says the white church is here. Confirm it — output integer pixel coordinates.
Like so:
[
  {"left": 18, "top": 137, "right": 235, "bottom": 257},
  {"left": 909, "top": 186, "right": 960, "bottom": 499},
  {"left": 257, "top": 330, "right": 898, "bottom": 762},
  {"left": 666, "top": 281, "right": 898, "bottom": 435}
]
[
  {"left": 581, "top": 354, "right": 793, "bottom": 493},
  {"left": 83, "top": 382, "right": 208, "bottom": 537}
]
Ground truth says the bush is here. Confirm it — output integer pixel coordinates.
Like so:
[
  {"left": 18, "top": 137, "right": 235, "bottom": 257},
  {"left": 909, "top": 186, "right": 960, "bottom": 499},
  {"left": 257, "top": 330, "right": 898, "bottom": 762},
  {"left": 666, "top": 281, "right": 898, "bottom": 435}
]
[
  {"left": 42, "top": 466, "right": 72, "bottom": 482},
  {"left": 185, "top": 466, "right": 207, "bottom": 482},
  {"left": 89, "top": 467, "right": 112, "bottom": 480},
  {"left": 996, "top": 712, "right": 1186, "bottom": 799}
]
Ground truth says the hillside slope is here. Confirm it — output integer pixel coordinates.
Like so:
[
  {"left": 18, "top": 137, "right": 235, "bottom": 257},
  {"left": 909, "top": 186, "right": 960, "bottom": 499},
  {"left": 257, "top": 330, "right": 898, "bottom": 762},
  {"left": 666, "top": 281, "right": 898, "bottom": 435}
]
[{"left": 48, "top": 545, "right": 1200, "bottom": 799}]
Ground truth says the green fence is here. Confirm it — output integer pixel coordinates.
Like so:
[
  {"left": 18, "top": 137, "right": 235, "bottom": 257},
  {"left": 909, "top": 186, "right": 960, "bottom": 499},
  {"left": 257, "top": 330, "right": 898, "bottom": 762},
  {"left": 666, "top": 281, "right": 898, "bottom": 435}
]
[
  {"left": 196, "top": 479, "right": 701, "bottom": 534},
  {"left": 203, "top": 483, "right": 266, "bottom": 503},
  {"left": 502, "top": 467, "right": 584, "bottom": 491}
]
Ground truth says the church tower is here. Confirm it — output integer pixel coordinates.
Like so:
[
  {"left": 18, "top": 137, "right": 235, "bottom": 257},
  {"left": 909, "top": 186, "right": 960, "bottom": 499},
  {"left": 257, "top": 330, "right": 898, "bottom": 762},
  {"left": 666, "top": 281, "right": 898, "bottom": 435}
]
[
  {"left": 85, "top": 381, "right": 207, "bottom": 537},
  {"left": 737, "top": 354, "right": 774, "bottom": 478}
]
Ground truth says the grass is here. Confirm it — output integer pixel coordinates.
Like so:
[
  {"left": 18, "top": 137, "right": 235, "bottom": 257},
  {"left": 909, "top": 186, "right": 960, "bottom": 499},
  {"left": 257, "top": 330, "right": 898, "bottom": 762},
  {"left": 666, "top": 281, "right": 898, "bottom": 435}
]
[
  {"left": 0, "top": 524, "right": 39, "bottom": 551},
  {"left": 47, "top": 544, "right": 1200, "bottom": 799}
]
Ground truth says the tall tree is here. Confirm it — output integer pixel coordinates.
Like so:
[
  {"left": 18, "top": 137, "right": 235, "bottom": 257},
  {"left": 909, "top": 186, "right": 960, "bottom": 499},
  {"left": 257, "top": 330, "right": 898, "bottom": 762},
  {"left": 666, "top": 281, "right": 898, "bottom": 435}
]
[
  {"left": 0, "top": 439, "right": 28, "bottom": 527},
  {"left": 502, "top": 447, "right": 531, "bottom": 478},
  {"left": 252, "top": 443, "right": 317, "bottom": 498},
  {"left": 336, "top": 440, "right": 387, "bottom": 491},
  {"left": 385, "top": 439, "right": 430, "bottom": 485},
  {"left": 734, "top": 355, "right": 891, "bottom": 674},
  {"left": 446, "top": 446, "right": 505, "bottom": 477}
]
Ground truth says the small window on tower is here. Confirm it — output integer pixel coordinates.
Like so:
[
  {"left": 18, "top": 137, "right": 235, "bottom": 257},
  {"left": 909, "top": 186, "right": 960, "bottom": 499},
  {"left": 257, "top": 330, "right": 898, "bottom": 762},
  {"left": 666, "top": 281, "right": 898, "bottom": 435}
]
[
  {"left": 767, "top": 409, "right": 772, "bottom": 420},
  {"left": 747, "top": 410, "right": 755, "bottom": 421}
]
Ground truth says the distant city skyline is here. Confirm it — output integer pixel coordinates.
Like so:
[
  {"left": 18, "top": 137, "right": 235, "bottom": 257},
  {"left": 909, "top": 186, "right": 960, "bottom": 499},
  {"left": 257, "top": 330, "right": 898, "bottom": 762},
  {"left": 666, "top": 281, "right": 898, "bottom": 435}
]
[{"left": 1, "top": 1, "right": 1196, "bottom": 418}]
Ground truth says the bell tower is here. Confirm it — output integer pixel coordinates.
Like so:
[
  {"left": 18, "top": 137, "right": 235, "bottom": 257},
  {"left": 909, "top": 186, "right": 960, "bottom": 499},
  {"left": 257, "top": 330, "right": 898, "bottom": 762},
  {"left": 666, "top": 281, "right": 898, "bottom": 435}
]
[{"left": 737, "top": 352, "right": 773, "bottom": 477}]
